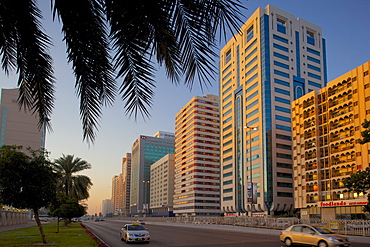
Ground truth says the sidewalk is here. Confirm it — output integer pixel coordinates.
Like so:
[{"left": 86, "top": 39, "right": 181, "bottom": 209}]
[{"left": 0, "top": 222, "right": 36, "bottom": 232}]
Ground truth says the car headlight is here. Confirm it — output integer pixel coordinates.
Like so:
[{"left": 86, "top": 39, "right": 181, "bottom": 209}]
[
  {"left": 327, "top": 237, "right": 339, "bottom": 242},
  {"left": 128, "top": 233, "right": 135, "bottom": 237},
  {"left": 145, "top": 233, "right": 150, "bottom": 237}
]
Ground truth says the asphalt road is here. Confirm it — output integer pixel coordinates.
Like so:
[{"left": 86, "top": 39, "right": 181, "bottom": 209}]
[{"left": 82, "top": 220, "right": 370, "bottom": 247}]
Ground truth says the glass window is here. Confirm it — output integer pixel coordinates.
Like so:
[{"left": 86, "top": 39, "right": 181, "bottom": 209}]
[
  {"left": 306, "top": 30, "right": 315, "bottom": 46},
  {"left": 273, "top": 52, "right": 289, "bottom": 61},
  {"left": 307, "top": 47, "right": 320, "bottom": 56},
  {"left": 225, "top": 49, "right": 232, "bottom": 64},
  {"left": 247, "top": 25, "right": 254, "bottom": 42},
  {"left": 274, "top": 61, "right": 289, "bottom": 70},
  {"left": 275, "top": 88, "right": 290, "bottom": 96},
  {"left": 273, "top": 34, "right": 288, "bottom": 44},
  {"left": 276, "top": 106, "right": 290, "bottom": 113},
  {"left": 273, "top": 43, "right": 289, "bottom": 52},
  {"left": 275, "top": 97, "right": 290, "bottom": 104},
  {"left": 276, "top": 115, "right": 291, "bottom": 122},
  {"left": 277, "top": 18, "right": 286, "bottom": 34}
]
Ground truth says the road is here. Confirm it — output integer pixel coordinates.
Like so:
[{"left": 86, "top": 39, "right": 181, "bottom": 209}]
[{"left": 82, "top": 219, "right": 370, "bottom": 247}]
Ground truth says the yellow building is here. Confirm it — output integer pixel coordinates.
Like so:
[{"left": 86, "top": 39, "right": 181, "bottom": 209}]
[{"left": 292, "top": 61, "right": 370, "bottom": 220}]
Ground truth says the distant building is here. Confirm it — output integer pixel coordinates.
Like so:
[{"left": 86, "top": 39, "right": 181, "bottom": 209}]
[
  {"left": 219, "top": 5, "right": 327, "bottom": 216},
  {"left": 153, "top": 131, "right": 175, "bottom": 139},
  {"left": 174, "top": 94, "right": 221, "bottom": 216},
  {"left": 130, "top": 132, "right": 174, "bottom": 216},
  {"left": 102, "top": 199, "right": 114, "bottom": 217},
  {"left": 112, "top": 174, "right": 124, "bottom": 215},
  {"left": 121, "top": 153, "right": 131, "bottom": 216},
  {"left": 0, "top": 88, "right": 43, "bottom": 151},
  {"left": 150, "top": 153, "right": 175, "bottom": 217},
  {"left": 292, "top": 61, "right": 370, "bottom": 220}
]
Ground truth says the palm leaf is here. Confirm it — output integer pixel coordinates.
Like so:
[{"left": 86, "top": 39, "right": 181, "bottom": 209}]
[{"left": 53, "top": 0, "right": 116, "bottom": 143}]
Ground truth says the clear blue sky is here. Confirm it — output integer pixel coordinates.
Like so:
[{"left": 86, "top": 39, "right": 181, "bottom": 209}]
[{"left": 1, "top": 0, "right": 369, "bottom": 214}]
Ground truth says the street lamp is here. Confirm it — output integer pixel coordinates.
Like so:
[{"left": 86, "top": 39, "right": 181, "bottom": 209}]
[{"left": 244, "top": 125, "right": 258, "bottom": 217}]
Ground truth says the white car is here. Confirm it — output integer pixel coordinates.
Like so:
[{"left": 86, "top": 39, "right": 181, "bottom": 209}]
[{"left": 120, "top": 223, "right": 150, "bottom": 244}]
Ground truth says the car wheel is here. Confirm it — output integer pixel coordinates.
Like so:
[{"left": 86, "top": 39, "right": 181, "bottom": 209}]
[
  {"left": 284, "top": 237, "right": 293, "bottom": 246},
  {"left": 318, "top": 241, "right": 328, "bottom": 247},
  {"left": 120, "top": 234, "right": 124, "bottom": 241}
]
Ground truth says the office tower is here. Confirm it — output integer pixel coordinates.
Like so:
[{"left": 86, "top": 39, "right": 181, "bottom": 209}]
[
  {"left": 0, "top": 88, "right": 43, "bottom": 151},
  {"left": 130, "top": 132, "right": 174, "bottom": 216},
  {"left": 174, "top": 94, "right": 221, "bottom": 216},
  {"left": 150, "top": 153, "right": 175, "bottom": 217},
  {"left": 292, "top": 61, "right": 370, "bottom": 220},
  {"left": 219, "top": 5, "right": 327, "bottom": 216},
  {"left": 112, "top": 174, "right": 124, "bottom": 215},
  {"left": 121, "top": 153, "right": 131, "bottom": 216}
]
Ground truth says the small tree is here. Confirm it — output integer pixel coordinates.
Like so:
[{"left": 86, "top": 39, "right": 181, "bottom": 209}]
[
  {"left": 343, "top": 167, "right": 370, "bottom": 213},
  {"left": 0, "top": 146, "right": 57, "bottom": 244},
  {"left": 49, "top": 193, "right": 86, "bottom": 231}
]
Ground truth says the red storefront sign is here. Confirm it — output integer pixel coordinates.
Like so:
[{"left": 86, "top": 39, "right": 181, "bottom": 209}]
[{"left": 319, "top": 201, "right": 368, "bottom": 207}]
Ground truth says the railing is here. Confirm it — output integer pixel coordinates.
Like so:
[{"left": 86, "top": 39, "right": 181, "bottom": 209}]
[
  {"left": 163, "top": 217, "right": 370, "bottom": 236},
  {"left": 115, "top": 216, "right": 370, "bottom": 236}
]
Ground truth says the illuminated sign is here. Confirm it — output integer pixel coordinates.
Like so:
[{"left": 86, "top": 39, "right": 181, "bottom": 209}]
[{"left": 319, "top": 201, "right": 368, "bottom": 207}]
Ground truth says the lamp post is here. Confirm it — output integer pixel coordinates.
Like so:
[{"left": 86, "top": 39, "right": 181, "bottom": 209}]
[{"left": 244, "top": 125, "right": 258, "bottom": 217}]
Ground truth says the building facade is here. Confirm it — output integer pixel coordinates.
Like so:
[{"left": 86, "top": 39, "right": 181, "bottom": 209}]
[
  {"left": 292, "top": 61, "right": 370, "bottom": 220},
  {"left": 121, "top": 153, "right": 131, "bottom": 216},
  {"left": 130, "top": 132, "right": 174, "bottom": 216},
  {"left": 219, "top": 5, "right": 327, "bottom": 216},
  {"left": 174, "top": 94, "right": 221, "bottom": 216},
  {"left": 102, "top": 199, "right": 114, "bottom": 217},
  {"left": 111, "top": 174, "right": 124, "bottom": 215},
  {"left": 0, "top": 88, "right": 43, "bottom": 151},
  {"left": 150, "top": 153, "right": 175, "bottom": 217}
]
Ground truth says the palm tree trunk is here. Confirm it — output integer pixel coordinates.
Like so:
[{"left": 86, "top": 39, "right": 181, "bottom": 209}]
[{"left": 33, "top": 208, "right": 48, "bottom": 244}]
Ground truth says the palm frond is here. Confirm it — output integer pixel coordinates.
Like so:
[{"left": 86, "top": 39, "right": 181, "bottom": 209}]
[
  {"left": 53, "top": 0, "right": 116, "bottom": 143},
  {"left": 106, "top": 0, "right": 159, "bottom": 119},
  {"left": 0, "top": 0, "right": 18, "bottom": 74},
  {"left": 0, "top": 0, "right": 55, "bottom": 131}
]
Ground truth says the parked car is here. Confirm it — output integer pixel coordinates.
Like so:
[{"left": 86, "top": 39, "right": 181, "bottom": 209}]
[
  {"left": 120, "top": 223, "right": 150, "bottom": 244},
  {"left": 280, "top": 224, "right": 350, "bottom": 247},
  {"left": 271, "top": 220, "right": 291, "bottom": 229}
]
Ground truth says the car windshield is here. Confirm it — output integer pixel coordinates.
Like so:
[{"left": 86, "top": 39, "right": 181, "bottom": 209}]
[
  {"left": 128, "top": 225, "right": 146, "bottom": 231},
  {"left": 311, "top": 226, "right": 334, "bottom": 234}
]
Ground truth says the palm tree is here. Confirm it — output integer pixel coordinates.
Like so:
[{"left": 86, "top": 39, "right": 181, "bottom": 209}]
[
  {"left": 52, "top": 154, "right": 93, "bottom": 201},
  {"left": 0, "top": 0, "right": 245, "bottom": 143}
]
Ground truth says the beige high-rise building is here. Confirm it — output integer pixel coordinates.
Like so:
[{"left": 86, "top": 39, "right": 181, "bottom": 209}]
[
  {"left": 111, "top": 174, "right": 124, "bottom": 215},
  {"left": 121, "top": 153, "right": 131, "bottom": 216},
  {"left": 219, "top": 5, "right": 326, "bottom": 216},
  {"left": 174, "top": 94, "right": 221, "bottom": 216},
  {"left": 292, "top": 61, "right": 370, "bottom": 220},
  {"left": 150, "top": 153, "right": 175, "bottom": 217},
  {"left": 0, "top": 88, "right": 43, "bottom": 151}
]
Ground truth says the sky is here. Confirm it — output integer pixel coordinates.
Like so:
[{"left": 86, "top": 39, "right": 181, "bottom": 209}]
[{"left": 1, "top": 0, "right": 370, "bottom": 215}]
